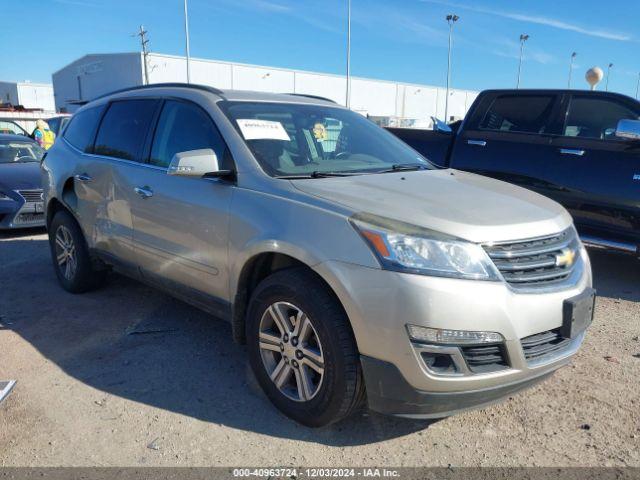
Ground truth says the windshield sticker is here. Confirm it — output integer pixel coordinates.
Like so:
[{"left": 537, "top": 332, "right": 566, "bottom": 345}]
[{"left": 236, "top": 119, "right": 291, "bottom": 141}]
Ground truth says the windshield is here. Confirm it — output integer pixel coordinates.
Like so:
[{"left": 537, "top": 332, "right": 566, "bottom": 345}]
[
  {"left": 0, "top": 140, "right": 45, "bottom": 163},
  {"left": 219, "top": 101, "right": 433, "bottom": 177}
]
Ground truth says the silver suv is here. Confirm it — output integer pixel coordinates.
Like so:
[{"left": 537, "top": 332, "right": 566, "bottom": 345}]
[{"left": 42, "top": 84, "right": 595, "bottom": 427}]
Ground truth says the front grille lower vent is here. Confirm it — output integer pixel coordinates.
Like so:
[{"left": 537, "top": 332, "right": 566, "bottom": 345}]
[
  {"left": 483, "top": 228, "right": 579, "bottom": 288},
  {"left": 521, "top": 329, "right": 571, "bottom": 363},
  {"left": 18, "top": 189, "right": 43, "bottom": 203},
  {"left": 460, "top": 344, "right": 509, "bottom": 373}
]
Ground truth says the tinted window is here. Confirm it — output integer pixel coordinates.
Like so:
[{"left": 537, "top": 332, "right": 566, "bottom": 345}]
[
  {"left": 64, "top": 106, "right": 105, "bottom": 152},
  {"left": 94, "top": 100, "right": 158, "bottom": 161},
  {"left": 150, "top": 100, "right": 228, "bottom": 168},
  {"left": 479, "top": 95, "right": 556, "bottom": 134},
  {"left": 47, "top": 118, "right": 61, "bottom": 135},
  {"left": 564, "top": 96, "right": 640, "bottom": 140}
]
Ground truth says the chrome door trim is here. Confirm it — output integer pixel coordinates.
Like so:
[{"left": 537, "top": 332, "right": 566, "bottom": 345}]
[{"left": 559, "top": 148, "right": 585, "bottom": 156}]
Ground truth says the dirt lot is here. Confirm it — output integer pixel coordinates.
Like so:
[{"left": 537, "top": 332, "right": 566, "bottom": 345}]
[{"left": 0, "top": 228, "right": 639, "bottom": 467}]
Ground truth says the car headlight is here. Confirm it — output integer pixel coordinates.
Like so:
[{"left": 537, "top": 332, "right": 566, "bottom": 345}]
[{"left": 351, "top": 213, "right": 500, "bottom": 281}]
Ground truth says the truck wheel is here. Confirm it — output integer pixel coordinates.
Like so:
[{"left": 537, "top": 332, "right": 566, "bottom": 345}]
[
  {"left": 49, "top": 209, "right": 106, "bottom": 293},
  {"left": 246, "top": 268, "right": 365, "bottom": 427}
]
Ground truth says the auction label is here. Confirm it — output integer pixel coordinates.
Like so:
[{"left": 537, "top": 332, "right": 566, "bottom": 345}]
[{"left": 236, "top": 119, "right": 291, "bottom": 141}]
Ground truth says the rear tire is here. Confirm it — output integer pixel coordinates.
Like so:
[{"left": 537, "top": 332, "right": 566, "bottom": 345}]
[
  {"left": 246, "top": 267, "right": 365, "bottom": 427},
  {"left": 49, "top": 209, "right": 106, "bottom": 293}
]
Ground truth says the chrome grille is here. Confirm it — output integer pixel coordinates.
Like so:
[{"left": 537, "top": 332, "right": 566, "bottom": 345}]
[
  {"left": 18, "top": 189, "right": 43, "bottom": 203},
  {"left": 521, "top": 329, "right": 570, "bottom": 363},
  {"left": 483, "top": 228, "right": 579, "bottom": 288}
]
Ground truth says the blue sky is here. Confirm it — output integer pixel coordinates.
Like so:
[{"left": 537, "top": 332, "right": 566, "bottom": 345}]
[{"left": 2, "top": 0, "right": 639, "bottom": 96}]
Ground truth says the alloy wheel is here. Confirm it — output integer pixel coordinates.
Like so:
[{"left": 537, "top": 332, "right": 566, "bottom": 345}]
[
  {"left": 258, "top": 301, "right": 325, "bottom": 402},
  {"left": 55, "top": 225, "right": 77, "bottom": 280}
]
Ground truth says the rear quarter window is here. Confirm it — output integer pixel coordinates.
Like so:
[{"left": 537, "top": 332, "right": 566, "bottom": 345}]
[
  {"left": 64, "top": 105, "right": 105, "bottom": 153},
  {"left": 479, "top": 95, "right": 556, "bottom": 134}
]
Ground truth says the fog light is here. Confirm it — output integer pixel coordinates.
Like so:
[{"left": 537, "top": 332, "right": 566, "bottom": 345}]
[
  {"left": 420, "top": 352, "right": 458, "bottom": 374},
  {"left": 407, "top": 324, "right": 504, "bottom": 345}
]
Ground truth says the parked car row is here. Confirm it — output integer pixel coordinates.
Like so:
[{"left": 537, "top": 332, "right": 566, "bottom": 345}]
[
  {"left": 39, "top": 83, "right": 595, "bottom": 427},
  {"left": 387, "top": 89, "right": 640, "bottom": 256}
]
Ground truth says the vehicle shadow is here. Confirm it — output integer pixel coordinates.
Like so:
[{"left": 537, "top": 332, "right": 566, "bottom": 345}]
[
  {"left": 588, "top": 249, "right": 640, "bottom": 302},
  {"left": 0, "top": 236, "right": 434, "bottom": 445}
]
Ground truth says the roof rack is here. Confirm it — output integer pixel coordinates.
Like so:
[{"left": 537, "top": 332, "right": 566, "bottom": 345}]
[
  {"left": 93, "top": 82, "right": 224, "bottom": 102},
  {"left": 286, "top": 93, "right": 337, "bottom": 104}
]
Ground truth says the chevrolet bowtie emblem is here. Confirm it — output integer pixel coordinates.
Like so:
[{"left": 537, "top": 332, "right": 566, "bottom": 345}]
[{"left": 555, "top": 247, "right": 576, "bottom": 268}]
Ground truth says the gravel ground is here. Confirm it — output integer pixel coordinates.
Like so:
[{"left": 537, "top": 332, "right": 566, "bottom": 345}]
[{"left": 0, "top": 229, "right": 638, "bottom": 467}]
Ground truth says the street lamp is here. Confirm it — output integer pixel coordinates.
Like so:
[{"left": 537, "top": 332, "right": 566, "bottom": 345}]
[
  {"left": 444, "top": 14, "right": 459, "bottom": 123},
  {"left": 568, "top": 52, "right": 577, "bottom": 89},
  {"left": 636, "top": 73, "right": 640, "bottom": 100},
  {"left": 345, "top": 0, "right": 351, "bottom": 108},
  {"left": 605, "top": 63, "right": 613, "bottom": 91},
  {"left": 516, "top": 34, "right": 529, "bottom": 89},
  {"left": 183, "top": 0, "right": 191, "bottom": 83}
]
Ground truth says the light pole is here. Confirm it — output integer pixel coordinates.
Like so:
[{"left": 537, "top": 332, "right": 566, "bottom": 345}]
[
  {"left": 568, "top": 52, "right": 577, "bottom": 89},
  {"left": 345, "top": 0, "right": 351, "bottom": 108},
  {"left": 444, "top": 14, "right": 459, "bottom": 123},
  {"left": 183, "top": 0, "right": 191, "bottom": 83},
  {"left": 605, "top": 63, "right": 613, "bottom": 91},
  {"left": 516, "top": 34, "right": 529, "bottom": 89},
  {"left": 636, "top": 73, "right": 640, "bottom": 100}
]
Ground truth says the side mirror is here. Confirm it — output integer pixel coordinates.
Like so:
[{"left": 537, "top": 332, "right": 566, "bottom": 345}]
[
  {"left": 430, "top": 116, "right": 452, "bottom": 134},
  {"left": 167, "top": 149, "right": 233, "bottom": 178},
  {"left": 615, "top": 119, "right": 640, "bottom": 141}
]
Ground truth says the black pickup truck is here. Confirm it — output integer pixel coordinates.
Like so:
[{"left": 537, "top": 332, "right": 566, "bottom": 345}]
[{"left": 388, "top": 89, "right": 640, "bottom": 256}]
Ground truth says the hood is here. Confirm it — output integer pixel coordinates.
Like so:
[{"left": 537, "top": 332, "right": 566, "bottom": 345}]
[
  {"left": 292, "top": 169, "right": 572, "bottom": 243},
  {"left": 0, "top": 162, "right": 42, "bottom": 191}
]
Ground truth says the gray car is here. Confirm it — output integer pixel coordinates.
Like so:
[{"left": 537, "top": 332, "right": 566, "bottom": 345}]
[
  {"left": 0, "top": 134, "right": 46, "bottom": 229},
  {"left": 42, "top": 84, "right": 595, "bottom": 426}
]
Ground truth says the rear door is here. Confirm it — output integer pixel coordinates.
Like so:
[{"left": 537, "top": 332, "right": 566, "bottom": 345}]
[
  {"left": 129, "top": 99, "right": 233, "bottom": 310},
  {"left": 450, "top": 92, "right": 564, "bottom": 198},
  {"left": 549, "top": 93, "right": 640, "bottom": 243},
  {"left": 90, "top": 98, "right": 162, "bottom": 267}
]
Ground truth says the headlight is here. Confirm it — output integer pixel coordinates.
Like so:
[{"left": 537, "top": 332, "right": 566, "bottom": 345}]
[{"left": 351, "top": 213, "right": 500, "bottom": 281}]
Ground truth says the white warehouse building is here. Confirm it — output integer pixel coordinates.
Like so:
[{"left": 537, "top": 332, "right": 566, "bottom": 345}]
[
  {"left": 0, "top": 81, "right": 56, "bottom": 112},
  {"left": 52, "top": 52, "right": 478, "bottom": 124}
]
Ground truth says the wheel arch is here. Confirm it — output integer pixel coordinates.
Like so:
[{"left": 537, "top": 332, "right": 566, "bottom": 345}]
[{"left": 231, "top": 250, "right": 349, "bottom": 345}]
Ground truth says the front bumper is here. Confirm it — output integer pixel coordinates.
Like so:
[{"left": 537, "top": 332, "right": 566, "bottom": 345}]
[
  {"left": 315, "top": 248, "right": 592, "bottom": 416},
  {"left": 361, "top": 355, "right": 556, "bottom": 418},
  {"left": 0, "top": 193, "right": 45, "bottom": 229}
]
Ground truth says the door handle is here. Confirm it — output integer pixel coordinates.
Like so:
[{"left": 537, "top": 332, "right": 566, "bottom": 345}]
[
  {"left": 74, "top": 173, "right": 93, "bottom": 183},
  {"left": 134, "top": 186, "right": 153, "bottom": 199},
  {"left": 467, "top": 139, "right": 487, "bottom": 147},
  {"left": 560, "top": 148, "right": 585, "bottom": 156}
]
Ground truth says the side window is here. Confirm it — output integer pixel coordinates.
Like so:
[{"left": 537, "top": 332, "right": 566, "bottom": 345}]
[
  {"left": 150, "top": 100, "right": 228, "bottom": 169},
  {"left": 94, "top": 100, "right": 158, "bottom": 161},
  {"left": 0, "top": 121, "right": 25, "bottom": 135},
  {"left": 564, "top": 96, "right": 640, "bottom": 140},
  {"left": 63, "top": 105, "right": 105, "bottom": 152},
  {"left": 479, "top": 95, "right": 556, "bottom": 134}
]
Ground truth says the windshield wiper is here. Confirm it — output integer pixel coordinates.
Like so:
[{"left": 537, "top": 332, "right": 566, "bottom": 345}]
[
  {"left": 274, "top": 171, "right": 358, "bottom": 179},
  {"left": 376, "top": 163, "right": 429, "bottom": 174},
  {"left": 310, "top": 171, "right": 357, "bottom": 178}
]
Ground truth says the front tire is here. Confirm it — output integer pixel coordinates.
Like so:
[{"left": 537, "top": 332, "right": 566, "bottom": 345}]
[
  {"left": 49, "top": 209, "right": 106, "bottom": 293},
  {"left": 246, "top": 268, "right": 365, "bottom": 427}
]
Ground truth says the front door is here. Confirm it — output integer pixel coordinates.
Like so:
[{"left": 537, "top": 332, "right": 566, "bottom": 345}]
[
  {"left": 451, "top": 92, "right": 563, "bottom": 198},
  {"left": 129, "top": 99, "right": 234, "bottom": 307}
]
